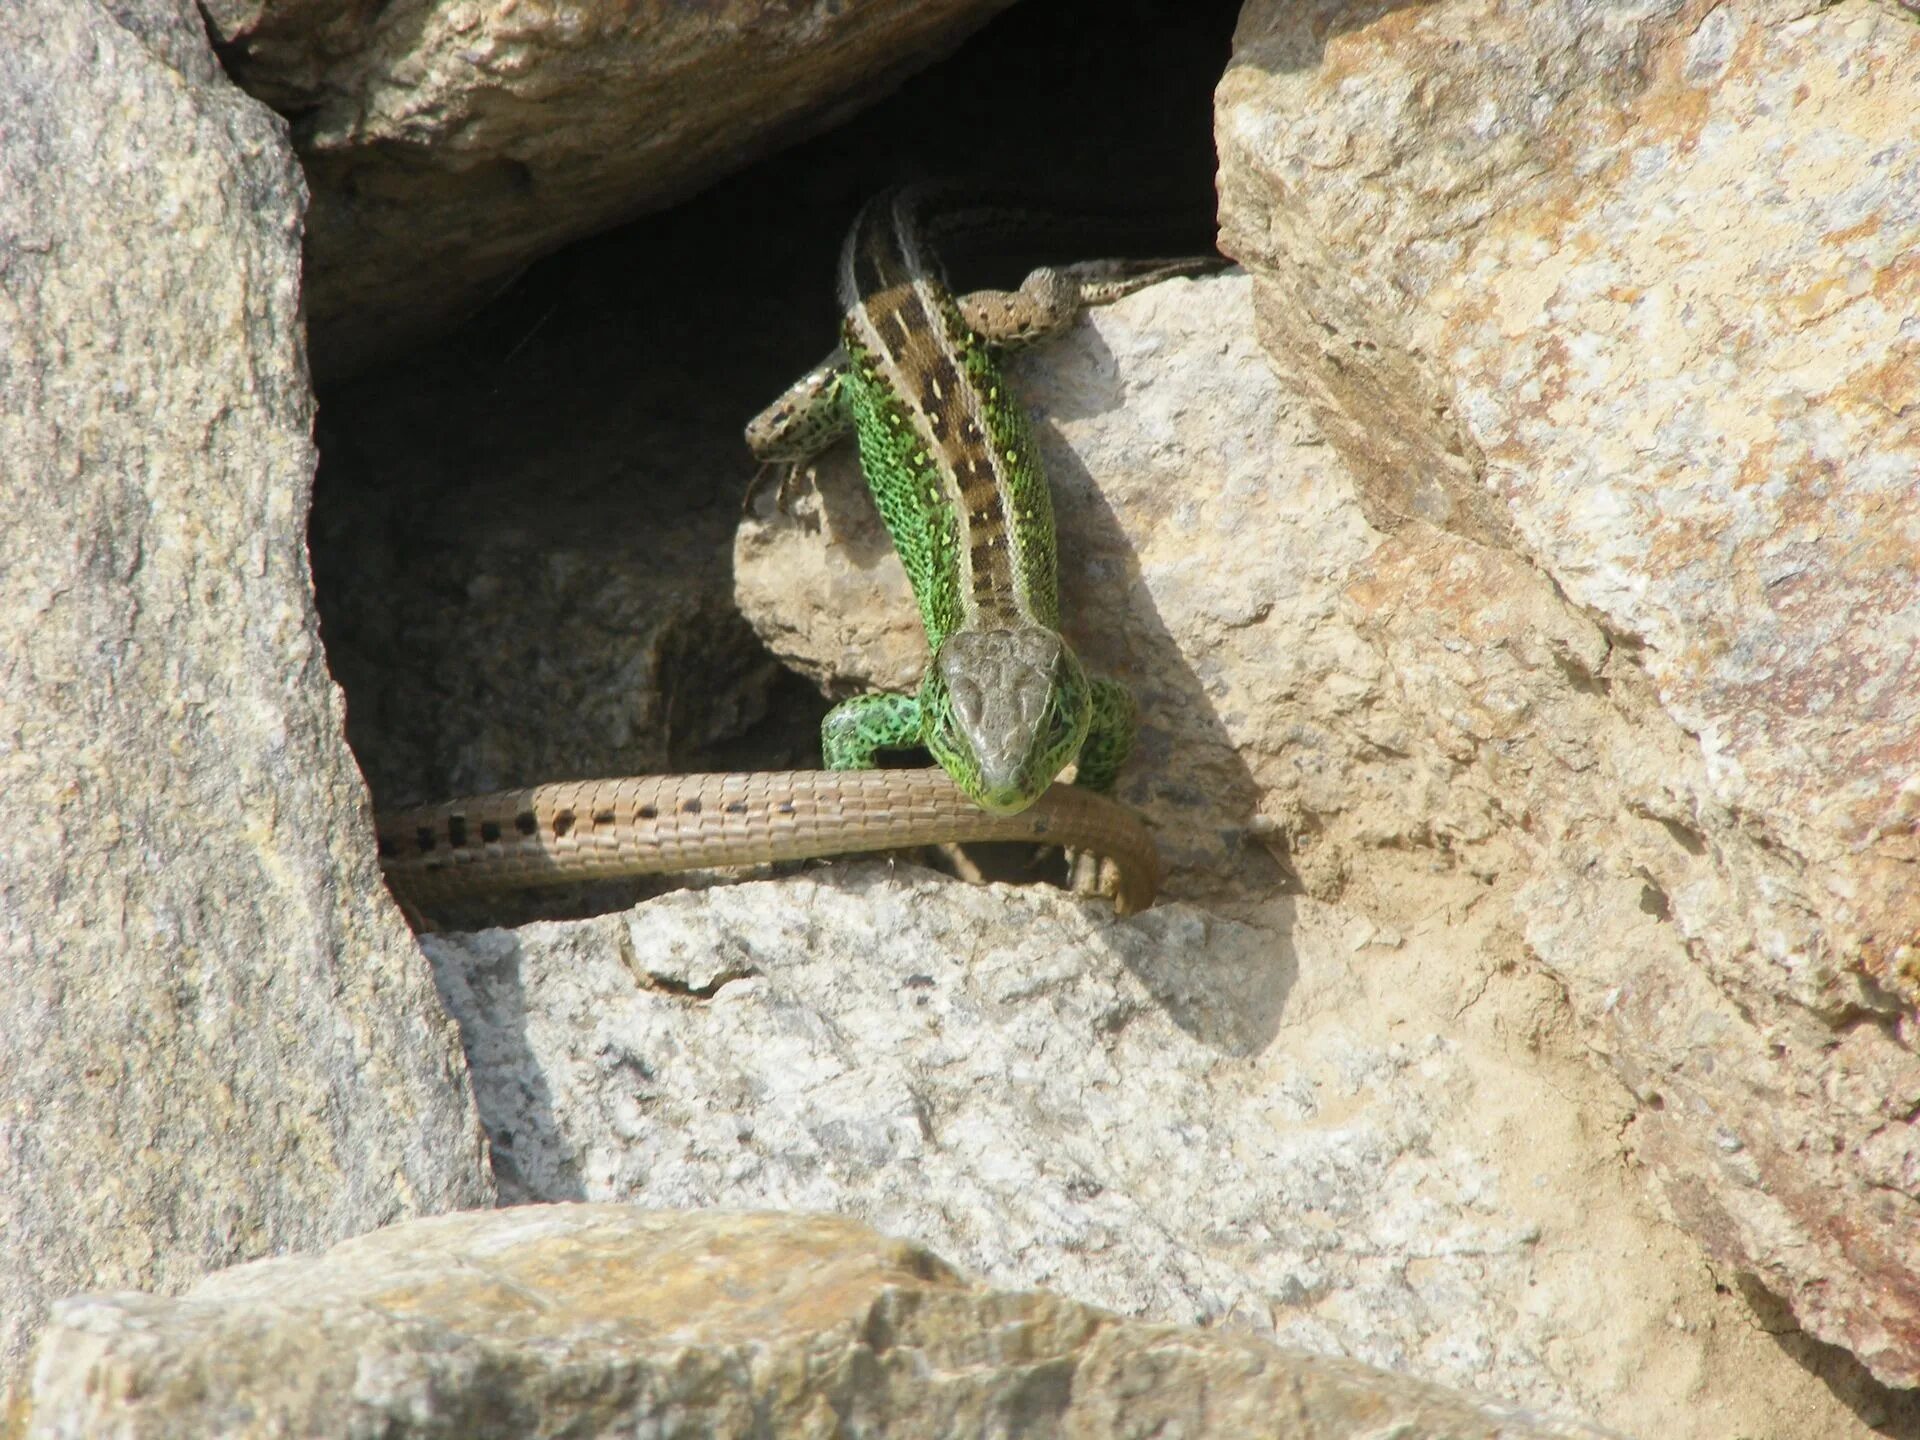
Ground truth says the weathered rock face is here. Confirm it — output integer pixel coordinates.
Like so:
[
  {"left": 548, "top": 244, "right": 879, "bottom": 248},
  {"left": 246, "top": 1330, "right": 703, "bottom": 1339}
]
[
  {"left": 0, "top": 0, "right": 493, "bottom": 1407},
  {"left": 419, "top": 860, "right": 1903, "bottom": 1437},
  {"left": 201, "top": 0, "right": 1022, "bottom": 374},
  {"left": 311, "top": 442, "right": 782, "bottom": 819},
  {"left": 21, "top": 1204, "right": 1623, "bottom": 1439},
  {"left": 1217, "top": 0, "right": 1920, "bottom": 1388},
  {"left": 730, "top": 244, "right": 1920, "bottom": 1422}
]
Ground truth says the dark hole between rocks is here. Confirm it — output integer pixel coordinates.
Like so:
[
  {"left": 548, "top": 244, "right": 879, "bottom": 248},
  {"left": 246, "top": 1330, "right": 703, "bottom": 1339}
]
[{"left": 308, "top": 0, "right": 1239, "bottom": 926}]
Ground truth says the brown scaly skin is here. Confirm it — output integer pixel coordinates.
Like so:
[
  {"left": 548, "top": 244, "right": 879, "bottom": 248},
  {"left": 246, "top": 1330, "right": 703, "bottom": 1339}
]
[{"left": 377, "top": 768, "right": 1161, "bottom": 916}]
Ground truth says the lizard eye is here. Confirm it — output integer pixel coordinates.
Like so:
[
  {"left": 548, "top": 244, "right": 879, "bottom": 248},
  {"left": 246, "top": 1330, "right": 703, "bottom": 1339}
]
[{"left": 949, "top": 676, "right": 984, "bottom": 727}]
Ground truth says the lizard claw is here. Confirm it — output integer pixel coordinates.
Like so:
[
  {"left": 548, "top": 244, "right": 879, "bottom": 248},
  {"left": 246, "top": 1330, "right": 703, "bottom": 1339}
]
[{"left": 741, "top": 460, "right": 811, "bottom": 517}]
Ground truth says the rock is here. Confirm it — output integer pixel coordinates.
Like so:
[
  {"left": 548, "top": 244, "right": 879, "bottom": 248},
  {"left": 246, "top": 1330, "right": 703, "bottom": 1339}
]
[
  {"left": 0, "top": 0, "right": 493, "bottom": 1407},
  {"left": 731, "top": 236, "right": 1920, "bottom": 1413},
  {"left": 1217, "top": 0, "right": 1920, "bottom": 1386},
  {"left": 200, "top": 0, "right": 1022, "bottom": 374},
  {"left": 20, "top": 1204, "right": 1623, "bottom": 1439},
  {"left": 418, "top": 867, "right": 1901, "bottom": 1436}
]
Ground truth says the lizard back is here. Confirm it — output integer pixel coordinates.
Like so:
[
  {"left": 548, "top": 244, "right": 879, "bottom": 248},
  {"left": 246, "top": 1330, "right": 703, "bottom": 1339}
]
[{"left": 836, "top": 188, "right": 1062, "bottom": 650}]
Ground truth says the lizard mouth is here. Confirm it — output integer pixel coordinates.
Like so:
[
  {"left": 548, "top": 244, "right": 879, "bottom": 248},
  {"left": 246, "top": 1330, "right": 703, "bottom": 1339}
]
[
  {"left": 973, "top": 791, "right": 1037, "bottom": 818},
  {"left": 971, "top": 763, "right": 1040, "bottom": 817}
]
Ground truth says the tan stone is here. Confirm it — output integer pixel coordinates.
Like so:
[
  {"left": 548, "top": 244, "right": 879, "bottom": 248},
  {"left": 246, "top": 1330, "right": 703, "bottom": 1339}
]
[
  {"left": 1217, "top": 0, "right": 1920, "bottom": 1388},
  {"left": 201, "top": 0, "right": 1020, "bottom": 374},
  {"left": 20, "top": 1206, "right": 1621, "bottom": 1438}
]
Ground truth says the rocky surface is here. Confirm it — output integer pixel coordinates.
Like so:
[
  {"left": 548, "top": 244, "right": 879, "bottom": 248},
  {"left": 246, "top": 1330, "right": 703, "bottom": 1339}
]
[
  {"left": 12, "top": 0, "right": 1916, "bottom": 1427},
  {"left": 201, "top": 0, "right": 1022, "bottom": 374},
  {"left": 420, "top": 863, "right": 1898, "bottom": 1437},
  {"left": 729, "top": 258, "right": 1920, "bottom": 1426},
  {"left": 1217, "top": 0, "right": 1920, "bottom": 1387},
  {"left": 21, "top": 1204, "right": 1623, "bottom": 1439},
  {"left": 0, "top": 0, "right": 493, "bottom": 1408}
]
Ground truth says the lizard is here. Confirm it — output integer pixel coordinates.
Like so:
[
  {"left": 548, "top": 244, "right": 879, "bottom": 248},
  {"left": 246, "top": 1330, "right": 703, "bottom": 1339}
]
[
  {"left": 377, "top": 188, "right": 1214, "bottom": 921},
  {"left": 745, "top": 184, "right": 1219, "bottom": 815}
]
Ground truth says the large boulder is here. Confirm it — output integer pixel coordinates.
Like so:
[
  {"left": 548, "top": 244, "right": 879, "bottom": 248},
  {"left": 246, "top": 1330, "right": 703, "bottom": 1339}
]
[
  {"left": 0, "top": 0, "right": 493, "bottom": 1406},
  {"left": 1216, "top": 0, "right": 1920, "bottom": 1387},
  {"left": 20, "top": 1204, "right": 1621, "bottom": 1439},
  {"left": 201, "top": 0, "right": 1024, "bottom": 373}
]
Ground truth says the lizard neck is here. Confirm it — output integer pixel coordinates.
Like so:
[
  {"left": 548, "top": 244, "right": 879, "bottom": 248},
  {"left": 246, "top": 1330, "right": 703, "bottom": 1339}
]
[{"left": 838, "top": 188, "right": 1062, "bottom": 648}]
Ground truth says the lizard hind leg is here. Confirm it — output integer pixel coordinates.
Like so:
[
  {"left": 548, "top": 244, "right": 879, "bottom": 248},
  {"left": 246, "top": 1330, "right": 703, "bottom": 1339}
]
[
  {"left": 959, "top": 267, "right": 1082, "bottom": 349},
  {"left": 1056, "top": 255, "right": 1230, "bottom": 306},
  {"left": 743, "top": 347, "right": 853, "bottom": 516},
  {"left": 821, "top": 691, "right": 926, "bottom": 770}
]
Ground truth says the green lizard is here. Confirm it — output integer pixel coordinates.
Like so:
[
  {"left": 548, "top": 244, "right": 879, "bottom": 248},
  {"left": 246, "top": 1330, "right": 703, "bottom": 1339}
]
[{"left": 747, "top": 185, "right": 1215, "bottom": 815}]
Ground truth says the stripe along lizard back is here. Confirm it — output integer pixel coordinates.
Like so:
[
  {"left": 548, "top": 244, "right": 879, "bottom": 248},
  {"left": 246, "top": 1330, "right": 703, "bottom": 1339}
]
[{"left": 748, "top": 185, "right": 1216, "bottom": 815}]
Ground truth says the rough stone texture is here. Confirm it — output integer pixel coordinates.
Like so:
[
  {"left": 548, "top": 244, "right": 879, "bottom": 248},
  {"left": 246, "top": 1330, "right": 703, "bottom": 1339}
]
[
  {"left": 21, "top": 1204, "right": 1625, "bottom": 1439},
  {"left": 0, "top": 0, "right": 493, "bottom": 1408},
  {"left": 200, "top": 0, "right": 1020, "bottom": 374},
  {"left": 729, "top": 269, "right": 1920, "bottom": 1429},
  {"left": 1216, "top": 0, "right": 1920, "bottom": 1387},
  {"left": 421, "top": 864, "right": 1906, "bottom": 1437}
]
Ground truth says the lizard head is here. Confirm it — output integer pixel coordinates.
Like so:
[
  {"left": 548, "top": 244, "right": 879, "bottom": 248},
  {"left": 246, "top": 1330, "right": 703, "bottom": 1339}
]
[{"left": 920, "top": 626, "right": 1092, "bottom": 815}]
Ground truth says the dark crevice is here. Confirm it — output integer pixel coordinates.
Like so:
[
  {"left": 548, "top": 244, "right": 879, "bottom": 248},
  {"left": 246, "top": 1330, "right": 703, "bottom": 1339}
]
[
  {"left": 635, "top": 967, "right": 759, "bottom": 1002},
  {"left": 1655, "top": 814, "right": 1709, "bottom": 856},
  {"left": 1549, "top": 645, "right": 1610, "bottom": 697},
  {"left": 1636, "top": 880, "right": 1671, "bottom": 922},
  {"left": 308, "top": 0, "right": 1237, "bottom": 861}
]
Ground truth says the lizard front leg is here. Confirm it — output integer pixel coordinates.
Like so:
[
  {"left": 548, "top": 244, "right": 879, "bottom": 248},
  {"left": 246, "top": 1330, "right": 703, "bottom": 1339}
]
[
  {"left": 1072, "top": 677, "right": 1138, "bottom": 795},
  {"left": 821, "top": 691, "right": 925, "bottom": 771}
]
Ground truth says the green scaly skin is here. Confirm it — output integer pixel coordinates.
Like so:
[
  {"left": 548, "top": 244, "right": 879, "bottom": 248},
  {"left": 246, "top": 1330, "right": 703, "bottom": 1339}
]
[{"left": 748, "top": 187, "right": 1201, "bottom": 815}]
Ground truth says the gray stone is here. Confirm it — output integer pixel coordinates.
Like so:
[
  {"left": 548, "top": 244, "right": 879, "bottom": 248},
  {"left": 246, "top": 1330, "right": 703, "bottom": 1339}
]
[
  {"left": 422, "top": 862, "right": 1897, "bottom": 1436},
  {"left": 729, "top": 257, "right": 1919, "bottom": 1426},
  {"left": 201, "top": 0, "right": 1022, "bottom": 373},
  {"left": 20, "top": 1204, "right": 1624, "bottom": 1439},
  {"left": 0, "top": 0, "right": 493, "bottom": 1407},
  {"left": 1217, "top": 0, "right": 1920, "bottom": 1385}
]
